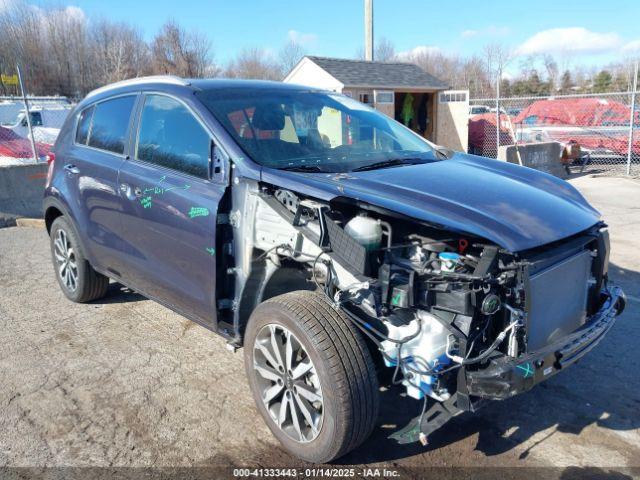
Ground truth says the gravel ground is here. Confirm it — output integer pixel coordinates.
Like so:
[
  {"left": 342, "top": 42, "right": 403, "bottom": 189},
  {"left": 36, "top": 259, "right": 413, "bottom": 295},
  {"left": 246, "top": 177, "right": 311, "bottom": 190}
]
[{"left": 0, "top": 175, "right": 638, "bottom": 479}]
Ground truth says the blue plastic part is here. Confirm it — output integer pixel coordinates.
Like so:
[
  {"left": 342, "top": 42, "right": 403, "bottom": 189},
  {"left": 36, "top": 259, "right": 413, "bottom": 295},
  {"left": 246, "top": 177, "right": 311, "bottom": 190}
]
[{"left": 439, "top": 252, "right": 460, "bottom": 261}]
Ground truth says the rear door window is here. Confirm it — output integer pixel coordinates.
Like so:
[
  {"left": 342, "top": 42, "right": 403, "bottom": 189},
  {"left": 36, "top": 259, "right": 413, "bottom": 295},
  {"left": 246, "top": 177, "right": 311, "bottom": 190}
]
[
  {"left": 75, "top": 106, "right": 94, "bottom": 145},
  {"left": 87, "top": 96, "right": 136, "bottom": 154},
  {"left": 135, "top": 94, "right": 210, "bottom": 179}
]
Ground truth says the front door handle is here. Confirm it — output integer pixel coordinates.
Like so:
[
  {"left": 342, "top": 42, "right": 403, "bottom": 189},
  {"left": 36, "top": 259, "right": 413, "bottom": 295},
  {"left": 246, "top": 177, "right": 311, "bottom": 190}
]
[
  {"left": 64, "top": 164, "right": 80, "bottom": 175},
  {"left": 119, "top": 183, "right": 142, "bottom": 199}
]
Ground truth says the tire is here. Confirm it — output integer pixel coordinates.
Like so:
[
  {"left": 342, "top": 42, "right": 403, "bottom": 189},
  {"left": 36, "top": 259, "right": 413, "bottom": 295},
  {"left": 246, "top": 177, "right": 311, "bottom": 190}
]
[
  {"left": 244, "top": 290, "right": 379, "bottom": 463},
  {"left": 49, "top": 216, "right": 109, "bottom": 303}
]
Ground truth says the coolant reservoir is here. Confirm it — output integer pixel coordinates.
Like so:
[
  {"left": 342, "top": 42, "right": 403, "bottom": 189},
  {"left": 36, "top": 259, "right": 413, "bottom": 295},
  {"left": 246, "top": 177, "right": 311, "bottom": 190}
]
[
  {"left": 344, "top": 215, "right": 382, "bottom": 251},
  {"left": 380, "top": 310, "right": 451, "bottom": 401}
]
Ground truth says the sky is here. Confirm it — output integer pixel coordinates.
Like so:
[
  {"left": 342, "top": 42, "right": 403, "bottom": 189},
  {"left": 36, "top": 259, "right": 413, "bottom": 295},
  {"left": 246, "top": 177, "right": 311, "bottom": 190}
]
[{"left": 27, "top": 0, "right": 640, "bottom": 74}]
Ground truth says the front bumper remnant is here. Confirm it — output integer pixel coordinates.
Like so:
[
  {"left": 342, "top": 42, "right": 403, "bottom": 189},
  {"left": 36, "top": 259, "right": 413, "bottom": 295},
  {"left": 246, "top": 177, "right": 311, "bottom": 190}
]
[{"left": 466, "top": 285, "right": 625, "bottom": 400}]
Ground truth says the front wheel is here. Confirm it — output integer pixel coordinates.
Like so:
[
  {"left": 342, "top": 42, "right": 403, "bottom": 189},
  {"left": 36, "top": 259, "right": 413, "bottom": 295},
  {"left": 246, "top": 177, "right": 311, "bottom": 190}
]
[{"left": 244, "top": 291, "right": 379, "bottom": 463}]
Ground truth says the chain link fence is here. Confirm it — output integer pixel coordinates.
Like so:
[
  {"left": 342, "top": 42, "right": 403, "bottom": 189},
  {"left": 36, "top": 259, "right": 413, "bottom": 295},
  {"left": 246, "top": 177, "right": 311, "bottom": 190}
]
[
  {"left": 0, "top": 67, "right": 74, "bottom": 167},
  {"left": 469, "top": 89, "right": 639, "bottom": 177}
]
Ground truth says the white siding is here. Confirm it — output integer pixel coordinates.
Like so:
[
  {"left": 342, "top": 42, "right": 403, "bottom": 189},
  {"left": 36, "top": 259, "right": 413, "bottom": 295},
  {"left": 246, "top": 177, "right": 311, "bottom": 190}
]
[
  {"left": 436, "top": 89, "right": 469, "bottom": 152},
  {"left": 283, "top": 58, "right": 344, "bottom": 92}
]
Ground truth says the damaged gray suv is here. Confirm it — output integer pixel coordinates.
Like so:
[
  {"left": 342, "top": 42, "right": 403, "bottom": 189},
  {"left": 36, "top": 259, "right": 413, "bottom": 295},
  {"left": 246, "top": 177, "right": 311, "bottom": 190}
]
[{"left": 44, "top": 76, "right": 626, "bottom": 463}]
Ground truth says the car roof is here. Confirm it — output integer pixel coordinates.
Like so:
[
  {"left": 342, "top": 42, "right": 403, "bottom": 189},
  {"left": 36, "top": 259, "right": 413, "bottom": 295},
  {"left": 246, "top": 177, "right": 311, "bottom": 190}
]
[{"left": 81, "top": 76, "right": 326, "bottom": 107}]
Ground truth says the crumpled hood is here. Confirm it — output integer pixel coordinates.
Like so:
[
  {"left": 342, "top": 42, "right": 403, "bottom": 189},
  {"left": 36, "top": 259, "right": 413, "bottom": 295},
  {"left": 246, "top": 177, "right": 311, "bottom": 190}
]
[{"left": 261, "top": 153, "right": 601, "bottom": 252}]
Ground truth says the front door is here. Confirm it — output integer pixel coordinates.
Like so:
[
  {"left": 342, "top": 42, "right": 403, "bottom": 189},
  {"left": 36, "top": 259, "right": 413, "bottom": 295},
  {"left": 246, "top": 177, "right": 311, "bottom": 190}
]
[{"left": 117, "top": 93, "right": 227, "bottom": 327}]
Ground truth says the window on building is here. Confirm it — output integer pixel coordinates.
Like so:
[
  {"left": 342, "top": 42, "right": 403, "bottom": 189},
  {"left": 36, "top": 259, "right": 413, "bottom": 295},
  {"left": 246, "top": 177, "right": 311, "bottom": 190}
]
[
  {"left": 440, "top": 92, "right": 468, "bottom": 103},
  {"left": 375, "top": 91, "right": 394, "bottom": 104}
]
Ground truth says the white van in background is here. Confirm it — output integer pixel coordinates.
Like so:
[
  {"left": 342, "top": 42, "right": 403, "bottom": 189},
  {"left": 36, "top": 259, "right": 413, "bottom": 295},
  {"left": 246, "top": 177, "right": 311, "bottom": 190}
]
[{"left": 2, "top": 105, "right": 72, "bottom": 144}]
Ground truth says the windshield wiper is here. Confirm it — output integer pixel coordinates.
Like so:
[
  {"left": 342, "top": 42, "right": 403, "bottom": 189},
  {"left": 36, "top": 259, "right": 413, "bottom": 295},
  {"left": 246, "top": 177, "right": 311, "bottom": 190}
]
[
  {"left": 278, "top": 164, "right": 326, "bottom": 172},
  {"left": 351, "top": 158, "right": 429, "bottom": 172}
]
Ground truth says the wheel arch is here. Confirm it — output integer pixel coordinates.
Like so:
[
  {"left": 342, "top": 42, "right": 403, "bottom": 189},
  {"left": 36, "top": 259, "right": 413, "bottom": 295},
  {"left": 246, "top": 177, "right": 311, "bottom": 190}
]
[
  {"left": 236, "top": 254, "right": 315, "bottom": 343},
  {"left": 44, "top": 197, "right": 90, "bottom": 261}
]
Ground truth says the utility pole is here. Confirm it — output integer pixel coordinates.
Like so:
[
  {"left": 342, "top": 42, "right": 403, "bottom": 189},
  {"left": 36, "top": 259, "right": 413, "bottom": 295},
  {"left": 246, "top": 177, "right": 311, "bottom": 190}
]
[{"left": 364, "top": 0, "right": 374, "bottom": 61}]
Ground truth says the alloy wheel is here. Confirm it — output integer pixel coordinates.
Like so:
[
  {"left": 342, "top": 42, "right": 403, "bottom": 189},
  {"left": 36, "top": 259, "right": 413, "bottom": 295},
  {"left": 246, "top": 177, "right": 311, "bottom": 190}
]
[
  {"left": 253, "top": 324, "right": 323, "bottom": 443},
  {"left": 53, "top": 228, "right": 78, "bottom": 292}
]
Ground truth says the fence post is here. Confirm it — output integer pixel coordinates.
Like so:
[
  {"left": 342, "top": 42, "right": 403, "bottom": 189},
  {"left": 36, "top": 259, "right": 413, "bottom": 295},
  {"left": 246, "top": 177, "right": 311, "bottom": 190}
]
[
  {"left": 16, "top": 64, "right": 39, "bottom": 164},
  {"left": 627, "top": 61, "right": 638, "bottom": 177},
  {"left": 496, "top": 69, "right": 500, "bottom": 159}
]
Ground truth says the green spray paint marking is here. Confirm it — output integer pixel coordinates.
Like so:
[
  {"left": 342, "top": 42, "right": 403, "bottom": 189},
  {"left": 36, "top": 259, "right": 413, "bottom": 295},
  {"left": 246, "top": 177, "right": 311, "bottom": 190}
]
[
  {"left": 188, "top": 207, "right": 210, "bottom": 219},
  {"left": 140, "top": 196, "right": 152, "bottom": 209},
  {"left": 206, "top": 247, "right": 216, "bottom": 256},
  {"left": 516, "top": 363, "right": 534, "bottom": 378},
  {"left": 391, "top": 292, "right": 402, "bottom": 305},
  {"left": 143, "top": 184, "right": 191, "bottom": 196},
  {"left": 143, "top": 186, "right": 166, "bottom": 195}
]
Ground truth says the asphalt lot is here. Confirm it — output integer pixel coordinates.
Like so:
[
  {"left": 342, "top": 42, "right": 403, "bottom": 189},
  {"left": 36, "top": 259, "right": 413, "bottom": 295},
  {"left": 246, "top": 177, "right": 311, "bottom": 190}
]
[{"left": 0, "top": 174, "right": 639, "bottom": 479}]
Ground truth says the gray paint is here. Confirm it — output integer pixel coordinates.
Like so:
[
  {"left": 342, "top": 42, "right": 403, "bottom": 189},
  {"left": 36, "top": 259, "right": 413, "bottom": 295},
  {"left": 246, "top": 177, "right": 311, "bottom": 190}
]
[{"left": 0, "top": 163, "right": 48, "bottom": 224}]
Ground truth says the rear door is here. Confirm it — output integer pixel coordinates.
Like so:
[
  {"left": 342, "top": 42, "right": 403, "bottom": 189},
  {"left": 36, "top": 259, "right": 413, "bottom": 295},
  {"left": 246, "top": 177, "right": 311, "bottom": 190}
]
[
  {"left": 60, "top": 95, "right": 137, "bottom": 274},
  {"left": 116, "top": 93, "right": 227, "bottom": 327}
]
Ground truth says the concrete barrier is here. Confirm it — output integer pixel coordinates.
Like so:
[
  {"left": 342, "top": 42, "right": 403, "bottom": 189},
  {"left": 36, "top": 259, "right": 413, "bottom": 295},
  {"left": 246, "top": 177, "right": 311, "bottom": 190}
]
[
  {"left": 0, "top": 163, "right": 47, "bottom": 226},
  {"left": 504, "top": 142, "right": 567, "bottom": 178}
]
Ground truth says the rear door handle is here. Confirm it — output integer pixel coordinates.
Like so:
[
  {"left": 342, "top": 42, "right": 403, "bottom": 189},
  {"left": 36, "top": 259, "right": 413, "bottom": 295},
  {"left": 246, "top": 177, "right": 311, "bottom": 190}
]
[{"left": 64, "top": 164, "right": 80, "bottom": 175}]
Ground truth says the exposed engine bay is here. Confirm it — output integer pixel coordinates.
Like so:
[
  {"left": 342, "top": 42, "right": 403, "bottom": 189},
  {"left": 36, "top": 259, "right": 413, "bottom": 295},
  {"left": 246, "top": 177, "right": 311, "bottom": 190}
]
[{"left": 215, "top": 178, "right": 622, "bottom": 444}]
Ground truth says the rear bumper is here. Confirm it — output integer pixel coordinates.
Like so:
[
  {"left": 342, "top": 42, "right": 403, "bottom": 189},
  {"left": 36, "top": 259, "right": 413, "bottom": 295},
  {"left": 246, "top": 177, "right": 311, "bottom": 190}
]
[{"left": 466, "top": 285, "right": 626, "bottom": 400}]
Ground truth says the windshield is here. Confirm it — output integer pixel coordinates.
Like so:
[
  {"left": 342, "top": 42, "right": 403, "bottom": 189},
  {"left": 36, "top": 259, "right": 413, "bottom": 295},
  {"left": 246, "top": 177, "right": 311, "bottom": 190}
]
[{"left": 196, "top": 88, "right": 438, "bottom": 172}]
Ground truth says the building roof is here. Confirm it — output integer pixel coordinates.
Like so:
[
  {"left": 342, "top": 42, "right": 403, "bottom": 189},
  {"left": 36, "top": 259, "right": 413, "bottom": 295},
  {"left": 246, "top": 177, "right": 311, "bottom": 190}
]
[{"left": 305, "top": 56, "right": 449, "bottom": 90}]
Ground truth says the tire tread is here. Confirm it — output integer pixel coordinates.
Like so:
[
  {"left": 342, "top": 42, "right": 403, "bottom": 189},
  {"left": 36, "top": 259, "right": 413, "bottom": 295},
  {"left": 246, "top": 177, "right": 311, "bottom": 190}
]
[{"left": 262, "top": 290, "right": 379, "bottom": 460}]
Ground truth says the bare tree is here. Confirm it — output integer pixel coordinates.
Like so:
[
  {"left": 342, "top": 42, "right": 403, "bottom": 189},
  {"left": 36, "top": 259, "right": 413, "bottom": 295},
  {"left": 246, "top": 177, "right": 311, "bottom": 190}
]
[
  {"left": 0, "top": 2, "right": 48, "bottom": 93},
  {"left": 482, "top": 42, "right": 512, "bottom": 94},
  {"left": 225, "top": 48, "right": 282, "bottom": 80},
  {"left": 91, "top": 19, "right": 151, "bottom": 85},
  {"left": 543, "top": 54, "right": 559, "bottom": 93},
  {"left": 354, "top": 38, "right": 396, "bottom": 62},
  {"left": 375, "top": 37, "right": 396, "bottom": 62},
  {"left": 151, "top": 20, "right": 213, "bottom": 77},
  {"left": 279, "top": 39, "right": 306, "bottom": 76}
]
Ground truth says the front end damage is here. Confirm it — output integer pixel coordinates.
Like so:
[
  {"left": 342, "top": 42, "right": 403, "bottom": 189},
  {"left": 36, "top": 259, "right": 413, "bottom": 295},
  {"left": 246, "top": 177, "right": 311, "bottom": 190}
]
[{"left": 217, "top": 178, "right": 626, "bottom": 445}]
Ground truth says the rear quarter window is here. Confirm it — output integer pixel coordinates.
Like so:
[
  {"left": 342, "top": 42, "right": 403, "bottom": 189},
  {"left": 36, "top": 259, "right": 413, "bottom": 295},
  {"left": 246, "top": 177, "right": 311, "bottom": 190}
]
[
  {"left": 75, "top": 106, "right": 94, "bottom": 145},
  {"left": 87, "top": 96, "right": 136, "bottom": 154}
]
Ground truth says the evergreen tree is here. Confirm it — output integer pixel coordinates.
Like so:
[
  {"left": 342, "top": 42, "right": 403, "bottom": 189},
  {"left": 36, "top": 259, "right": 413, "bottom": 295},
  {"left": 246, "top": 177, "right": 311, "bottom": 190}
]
[{"left": 592, "top": 70, "right": 613, "bottom": 93}]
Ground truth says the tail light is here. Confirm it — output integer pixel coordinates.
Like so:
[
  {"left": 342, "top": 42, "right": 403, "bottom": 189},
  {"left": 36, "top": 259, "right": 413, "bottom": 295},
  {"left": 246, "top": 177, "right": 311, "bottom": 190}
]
[{"left": 45, "top": 153, "right": 55, "bottom": 188}]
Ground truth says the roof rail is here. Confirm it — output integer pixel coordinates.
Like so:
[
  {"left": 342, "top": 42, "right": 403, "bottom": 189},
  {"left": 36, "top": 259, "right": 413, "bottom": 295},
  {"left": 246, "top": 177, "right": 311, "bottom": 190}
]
[{"left": 85, "top": 75, "right": 190, "bottom": 99}]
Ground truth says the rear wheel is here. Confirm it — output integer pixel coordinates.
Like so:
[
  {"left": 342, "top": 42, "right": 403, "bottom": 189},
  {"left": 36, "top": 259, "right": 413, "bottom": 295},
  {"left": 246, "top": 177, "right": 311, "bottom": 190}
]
[
  {"left": 50, "top": 216, "right": 109, "bottom": 303},
  {"left": 244, "top": 291, "right": 379, "bottom": 463}
]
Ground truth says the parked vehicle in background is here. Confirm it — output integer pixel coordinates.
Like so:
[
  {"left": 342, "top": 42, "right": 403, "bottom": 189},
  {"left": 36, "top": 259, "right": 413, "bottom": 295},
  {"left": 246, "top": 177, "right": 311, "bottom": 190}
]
[
  {"left": 469, "top": 105, "right": 491, "bottom": 115},
  {"left": 468, "top": 112, "right": 515, "bottom": 156},
  {"left": 2, "top": 105, "right": 72, "bottom": 145},
  {"left": 506, "top": 107, "right": 522, "bottom": 117},
  {"left": 0, "top": 126, "right": 50, "bottom": 164},
  {"left": 44, "top": 76, "right": 625, "bottom": 463},
  {"left": 513, "top": 97, "right": 640, "bottom": 161}
]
